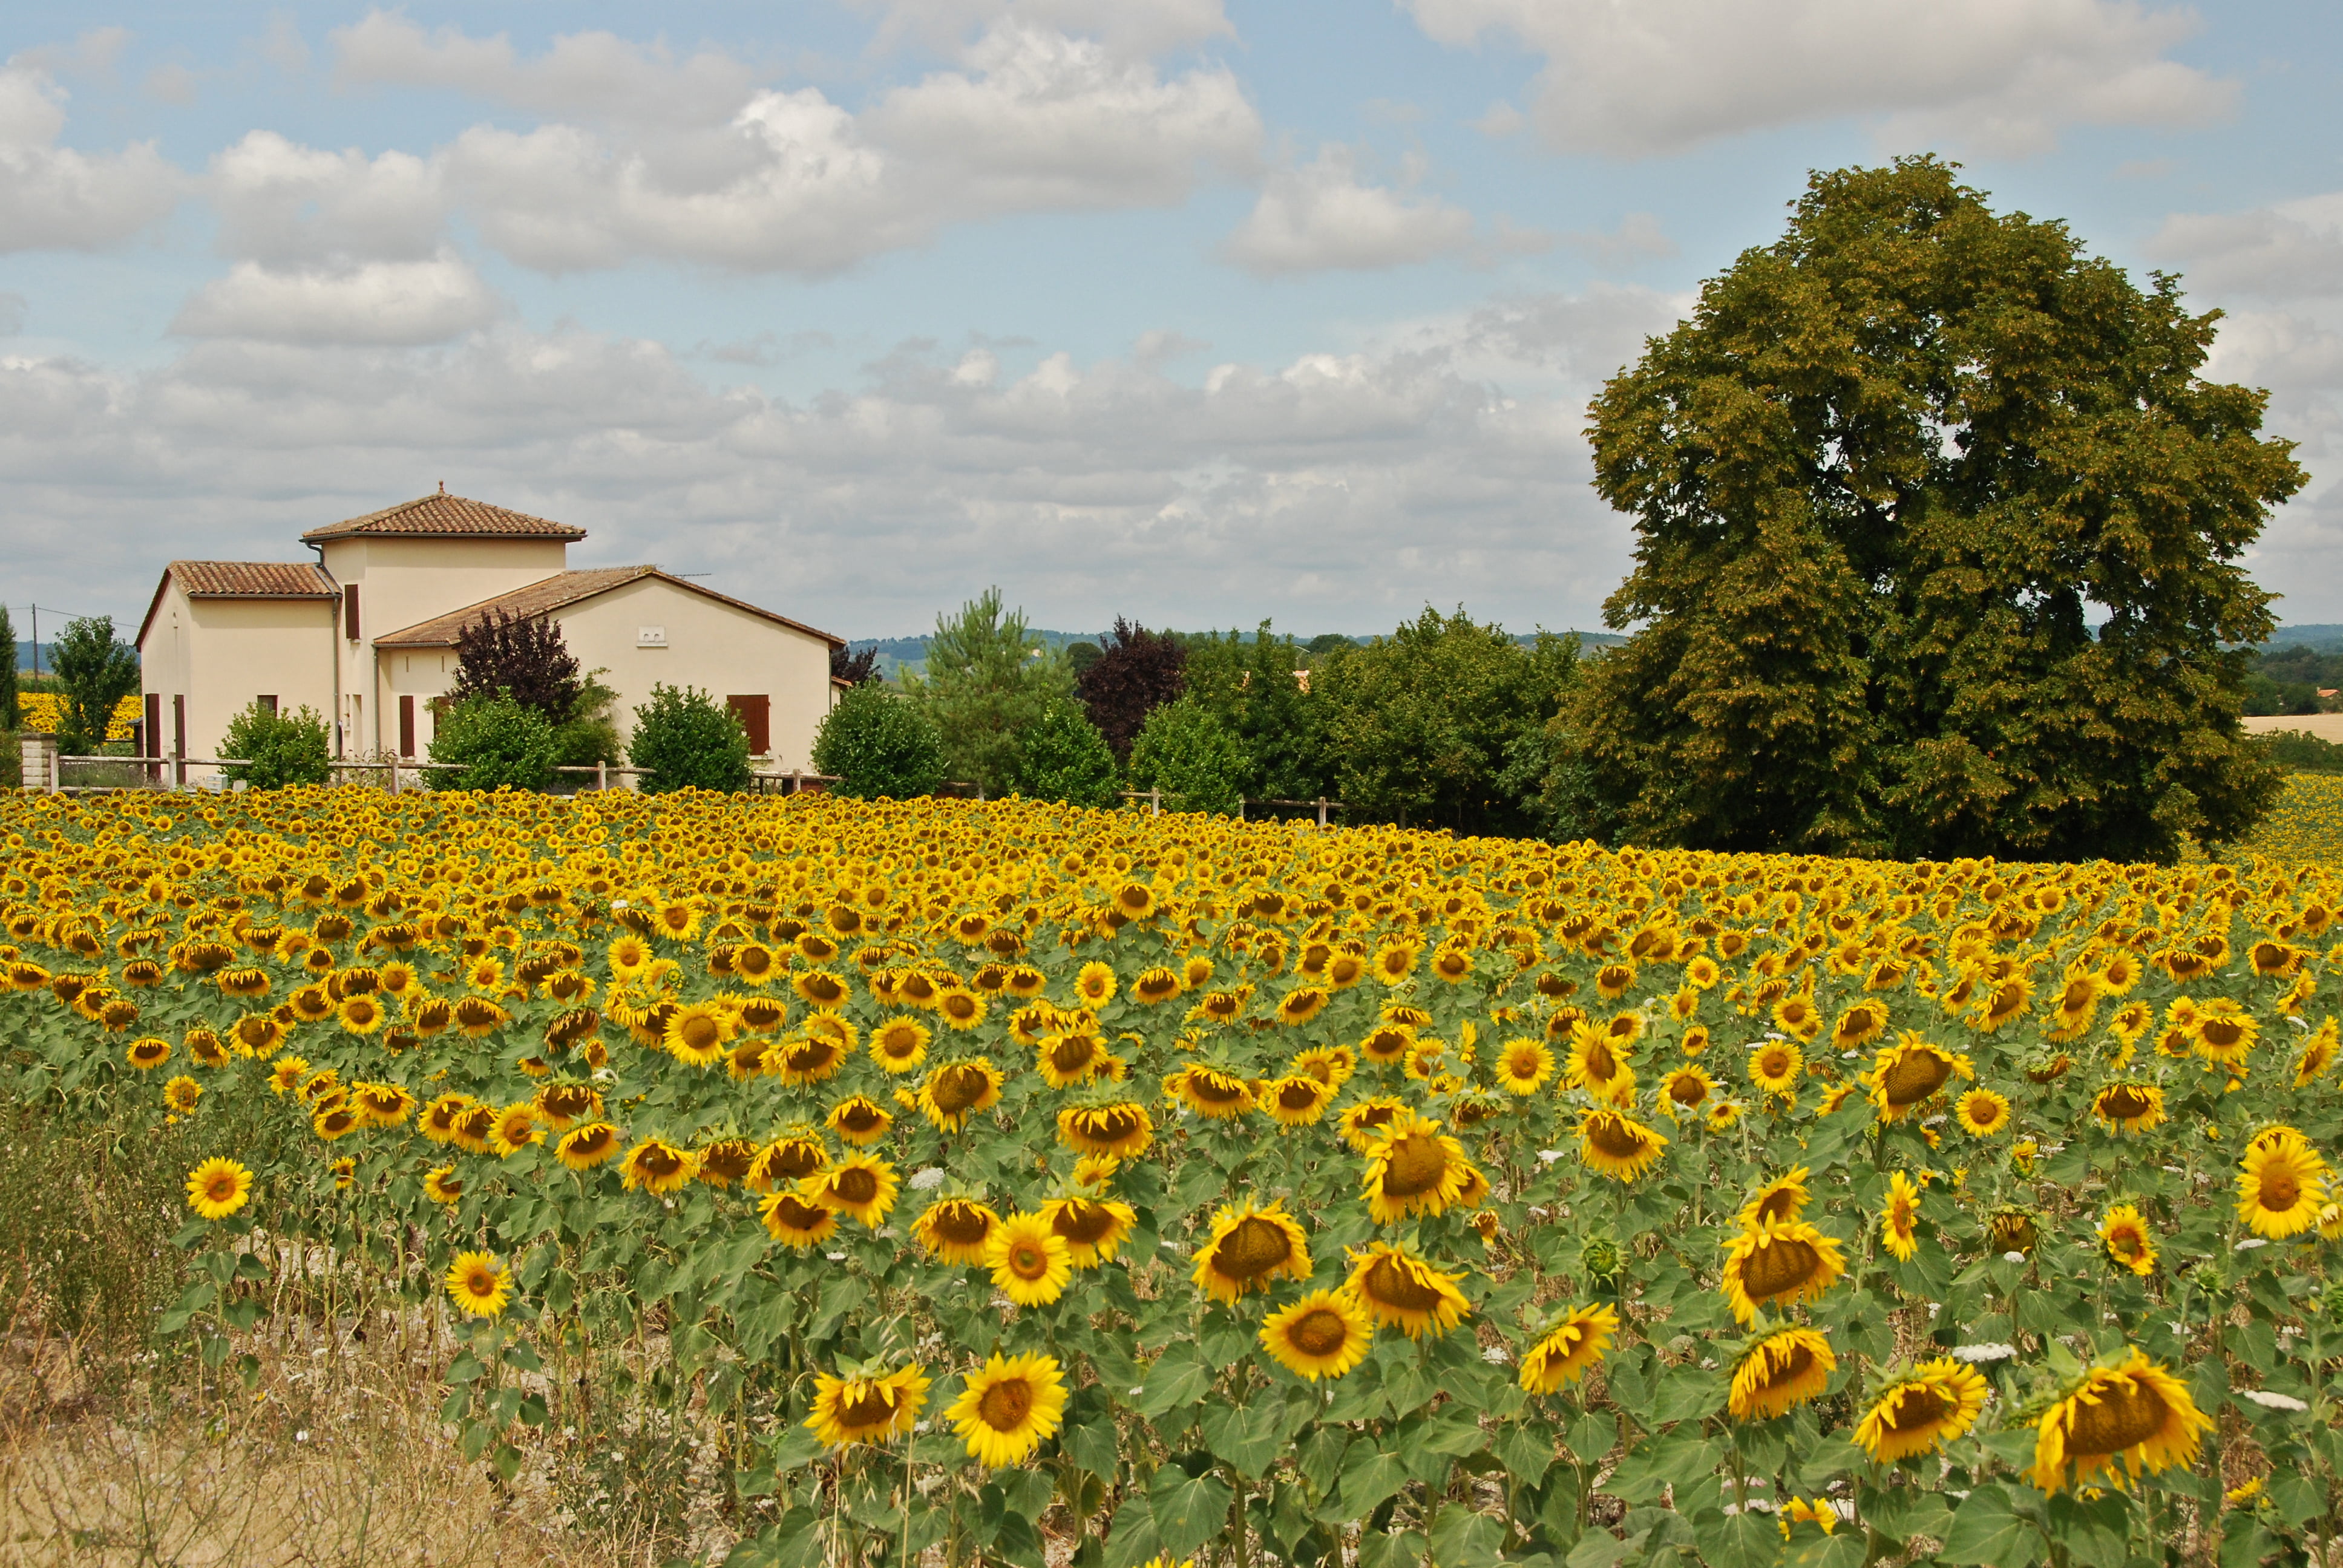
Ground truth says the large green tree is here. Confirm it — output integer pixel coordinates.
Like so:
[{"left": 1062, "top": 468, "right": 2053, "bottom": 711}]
[
  {"left": 917, "top": 588, "right": 1068, "bottom": 797},
  {"left": 1565, "top": 155, "right": 2304, "bottom": 863},
  {"left": 50, "top": 616, "right": 140, "bottom": 755}
]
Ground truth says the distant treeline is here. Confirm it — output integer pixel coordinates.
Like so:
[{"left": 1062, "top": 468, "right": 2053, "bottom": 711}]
[{"left": 850, "top": 626, "right": 1626, "bottom": 680}]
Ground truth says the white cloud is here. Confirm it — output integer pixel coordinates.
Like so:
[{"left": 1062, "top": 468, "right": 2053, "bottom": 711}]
[
  {"left": 331, "top": 11, "right": 759, "bottom": 128},
  {"left": 847, "top": 0, "right": 1234, "bottom": 59},
  {"left": 1222, "top": 144, "right": 1473, "bottom": 276},
  {"left": 169, "top": 252, "right": 500, "bottom": 345},
  {"left": 209, "top": 130, "right": 445, "bottom": 266},
  {"left": 431, "top": 22, "right": 1258, "bottom": 274},
  {"left": 1407, "top": 0, "right": 2232, "bottom": 157},
  {"left": 2149, "top": 193, "right": 2343, "bottom": 303},
  {"left": 0, "top": 298, "right": 1665, "bottom": 633},
  {"left": 0, "top": 60, "right": 182, "bottom": 249}
]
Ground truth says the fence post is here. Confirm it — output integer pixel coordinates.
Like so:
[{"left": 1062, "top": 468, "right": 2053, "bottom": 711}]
[
  {"left": 1238, "top": 797, "right": 1246, "bottom": 821},
  {"left": 50, "top": 745, "right": 62, "bottom": 795},
  {"left": 1317, "top": 796, "right": 1329, "bottom": 827},
  {"left": 1149, "top": 788, "right": 1161, "bottom": 817}
]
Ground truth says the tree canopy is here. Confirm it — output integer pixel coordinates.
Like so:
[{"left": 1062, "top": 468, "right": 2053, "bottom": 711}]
[
  {"left": 918, "top": 588, "right": 1067, "bottom": 797},
  {"left": 1075, "top": 617, "right": 1186, "bottom": 760},
  {"left": 50, "top": 616, "right": 139, "bottom": 755},
  {"left": 1564, "top": 155, "right": 2305, "bottom": 863}
]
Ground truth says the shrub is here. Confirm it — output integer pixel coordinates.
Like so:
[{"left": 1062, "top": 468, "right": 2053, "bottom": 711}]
[
  {"left": 629, "top": 684, "right": 751, "bottom": 794},
  {"left": 425, "top": 695, "right": 559, "bottom": 792},
  {"left": 2260, "top": 729, "right": 2343, "bottom": 775},
  {"left": 1127, "top": 696, "right": 1245, "bottom": 815},
  {"left": 1075, "top": 618, "right": 1185, "bottom": 759},
  {"left": 50, "top": 615, "right": 140, "bottom": 756},
  {"left": 449, "top": 609, "right": 581, "bottom": 720},
  {"left": 220, "top": 702, "right": 332, "bottom": 790},
  {"left": 811, "top": 684, "right": 946, "bottom": 800},
  {"left": 1008, "top": 700, "right": 1119, "bottom": 808}
]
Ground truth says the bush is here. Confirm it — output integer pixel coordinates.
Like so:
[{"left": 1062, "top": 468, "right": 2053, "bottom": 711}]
[
  {"left": 1127, "top": 696, "right": 1245, "bottom": 815},
  {"left": 220, "top": 702, "right": 332, "bottom": 790},
  {"left": 811, "top": 684, "right": 946, "bottom": 800},
  {"left": 629, "top": 684, "right": 751, "bottom": 794},
  {"left": 2260, "top": 730, "right": 2343, "bottom": 774},
  {"left": 1008, "top": 700, "right": 1120, "bottom": 808},
  {"left": 425, "top": 695, "right": 559, "bottom": 792},
  {"left": 50, "top": 615, "right": 139, "bottom": 756},
  {"left": 553, "top": 671, "right": 624, "bottom": 770}
]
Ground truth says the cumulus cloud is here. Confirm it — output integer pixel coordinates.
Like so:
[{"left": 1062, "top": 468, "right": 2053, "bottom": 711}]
[
  {"left": 209, "top": 130, "right": 445, "bottom": 266},
  {"left": 0, "top": 60, "right": 183, "bottom": 249},
  {"left": 2149, "top": 192, "right": 2343, "bottom": 303},
  {"left": 425, "top": 22, "right": 1258, "bottom": 274},
  {"left": 847, "top": 0, "right": 1234, "bottom": 58},
  {"left": 1222, "top": 145, "right": 1473, "bottom": 276},
  {"left": 0, "top": 298, "right": 1668, "bottom": 633},
  {"left": 170, "top": 252, "right": 500, "bottom": 345},
  {"left": 332, "top": 12, "right": 759, "bottom": 128},
  {"left": 1407, "top": 0, "right": 2232, "bottom": 157}
]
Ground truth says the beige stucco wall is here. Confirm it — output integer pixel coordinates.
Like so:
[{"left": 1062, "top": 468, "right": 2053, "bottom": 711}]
[
  {"left": 138, "top": 586, "right": 338, "bottom": 762},
  {"left": 321, "top": 537, "right": 568, "bottom": 756}
]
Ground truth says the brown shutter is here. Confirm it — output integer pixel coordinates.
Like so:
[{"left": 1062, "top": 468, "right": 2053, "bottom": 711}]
[
  {"left": 344, "top": 585, "right": 359, "bottom": 640},
  {"left": 144, "top": 693, "right": 160, "bottom": 756},
  {"left": 726, "top": 695, "right": 770, "bottom": 754},
  {"left": 172, "top": 695, "right": 185, "bottom": 758},
  {"left": 399, "top": 695, "right": 415, "bottom": 758}
]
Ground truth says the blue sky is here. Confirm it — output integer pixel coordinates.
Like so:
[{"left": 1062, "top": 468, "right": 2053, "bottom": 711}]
[{"left": 3, "top": 0, "right": 2339, "bottom": 641}]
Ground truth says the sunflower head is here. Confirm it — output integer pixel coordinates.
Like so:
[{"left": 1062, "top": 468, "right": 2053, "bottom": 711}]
[
  {"left": 1728, "top": 1326, "right": 1836, "bottom": 1422},
  {"left": 1260, "top": 1289, "right": 1375, "bottom": 1382},
  {"left": 444, "top": 1251, "right": 511, "bottom": 1318},
  {"left": 2030, "top": 1348, "right": 2212, "bottom": 1492}
]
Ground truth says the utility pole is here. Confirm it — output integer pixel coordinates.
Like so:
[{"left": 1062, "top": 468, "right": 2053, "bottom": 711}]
[{"left": 28, "top": 605, "right": 35, "bottom": 676}]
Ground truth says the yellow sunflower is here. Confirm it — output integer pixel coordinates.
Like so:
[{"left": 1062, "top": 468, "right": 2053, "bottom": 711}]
[
  {"left": 620, "top": 1137, "right": 699, "bottom": 1195},
  {"left": 869, "top": 1016, "right": 931, "bottom": 1073},
  {"left": 1657, "top": 1064, "right": 1715, "bottom": 1119},
  {"left": 1564, "top": 1022, "right": 1636, "bottom": 1105},
  {"left": 1879, "top": 1171, "right": 1923, "bottom": 1263},
  {"left": 664, "top": 1001, "right": 733, "bottom": 1066},
  {"left": 2099, "top": 1203, "right": 2158, "bottom": 1276},
  {"left": 948, "top": 1351, "right": 1067, "bottom": 1468},
  {"left": 746, "top": 1134, "right": 828, "bottom": 1192},
  {"left": 1955, "top": 1087, "right": 2012, "bottom": 1137},
  {"left": 807, "top": 1154, "right": 901, "bottom": 1228},
  {"left": 914, "top": 1197, "right": 1002, "bottom": 1265},
  {"left": 1263, "top": 1073, "right": 1335, "bottom": 1128},
  {"left": 806, "top": 1365, "right": 929, "bottom": 1448},
  {"left": 919, "top": 1059, "right": 1005, "bottom": 1132},
  {"left": 1517, "top": 1304, "right": 1619, "bottom": 1394},
  {"left": 986, "top": 1210, "right": 1073, "bottom": 1305},
  {"left": 2236, "top": 1132, "right": 2327, "bottom": 1238},
  {"left": 1719, "top": 1217, "right": 1846, "bottom": 1325},
  {"left": 1748, "top": 1039, "right": 1803, "bottom": 1096},
  {"left": 1864, "top": 1033, "right": 1973, "bottom": 1121},
  {"left": 1190, "top": 1200, "right": 1311, "bottom": 1305},
  {"left": 1855, "top": 1359, "right": 1988, "bottom": 1461},
  {"left": 1728, "top": 1327, "right": 1835, "bottom": 1422},
  {"left": 423, "top": 1165, "right": 464, "bottom": 1206},
  {"left": 827, "top": 1094, "right": 894, "bottom": 1147},
  {"left": 444, "top": 1251, "right": 511, "bottom": 1318},
  {"left": 1736, "top": 1167, "right": 1812, "bottom": 1229},
  {"left": 1494, "top": 1037, "right": 1555, "bottom": 1096},
  {"left": 2030, "top": 1348, "right": 2212, "bottom": 1492},
  {"left": 1043, "top": 1195, "right": 1137, "bottom": 1267},
  {"left": 2092, "top": 1082, "right": 2166, "bottom": 1134},
  {"left": 185, "top": 1156, "right": 252, "bottom": 1220},
  {"left": 1072, "top": 961, "right": 1118, "bottom": 1007},
  {"left": 1259, "top": 1289, "right": 1375, "bottom": 1382},
  {"left": 1360, "top": 1109, "right": 1471, "bottom": 1223},
  {"left": 1344, "top": 1241, "right": 1472, "bottom": 1339},
  {"left": 554, "top": 1121, "right": 623, "bottom": 1171},
  {"left": 759, "top": 1191, "right": 839, "bottom": 1249},
  {"left": 1057, "top": 1102, "right": 1153, "bottom": 1158},
  {"left": 1578, "top": 1108, "right": 1670, "bottom": 1182}
]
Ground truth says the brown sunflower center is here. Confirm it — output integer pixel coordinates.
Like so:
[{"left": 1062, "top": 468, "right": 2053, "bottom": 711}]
[
  {"left": 1582, "top": 1040, "right": 1616, "bottom": 1079},
  {"left": 1051, "top": 1036, "right": 1098, "bottom": 1073},
  {"left": 772, "top": 1195, "right": 825, "bottom": 1230},
  {"left": 1187, "top": 1072, "right": 1245, "bottom": 1105},
  {"left": 931, "top": 1204, "right": 991, "bottom": 1246},
  {"left": 205, "top": 1174, "right": 237, "bottom": 1201},
  {"left": 1742, "top": 1237, "right": 1821, "bottom": 1299},
  {"left": 641, "top": 1146, "right": 685, "bottom": 1177},
  {"left": 837, "top": 1387, "right": 899, "bottom": 1429},
  {"left": 1586, "top": 1118, "right": 1651, "bottom": 1160},
  {"left": 932, "top": 1066, "right": 989, "bottom": 1112},
  {"left": 1086, "top": 1108, "right": 1139, "bottom": 1140},
  {"left": 2101, "top": 1087, "right": 2152, "bottom": 1120},
  {"left": 833, "top": 1168, "right": 879, "bottom": 1204},
  {"left": 1888, "top": 1385, "right": 1950, "bottom": 1430},
  {"left": 1759, "top": 1048, "right": 1792, "bottom": 1079},
  {"left": 1360, "top": 1255, "right": 1442, "bottom": 1312},
  {"left": 2259, "top": 1168, "right": 2302, "bottom": 1212},
  {"left": 1278, "top": 1081, "right": 1322, "bottom": 1111},
  {"left": 1755, "top": 1343, "right": 1815, "bottom": 1390},
  {"left": 1882, "top": 1051, "right": 1951, "bottom": 1106},
  {"left": 1753, "top": 1187, "right": 1798, "bottom": 1224},
  {"left": 1668, "top": 1074, "right": 1707, "bottom": 1105},
  {"left": 2066, "top": 1379, "right": 2169, "bottom": 1459},
  {"left": 768, "top": 1144, "right": 821, "bottom": 1180},
  {"left": 1213, "top": 1217, "right": 1296, "bottom": 1280},
  {"left": 2202, "top": 1019, "right": 2247, "bottom": 1050},
  {"left": 1380, "top": 1135, "right": 1451, "bottom": 1198},
  {"left": 1285, "top": 1307, "right": 1351, "bottom": 1358},
  {"left": 978, "top": 1377, "right": 1035, "bottom": 1431},
  {"left": 1008, "top": 1241, "right": 1050, "bottom": 1278},
  {"left": 1053, "top": 1202, "right": 1117, "bottom": 1245},
  {"left": 679, "top": 1016, "right": 723, "bottom": 1051}
]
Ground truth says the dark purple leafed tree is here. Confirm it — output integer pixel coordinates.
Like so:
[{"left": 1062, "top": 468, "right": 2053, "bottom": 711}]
[
  {"left": 449, "top": 609, "right": 583, "bottom": 722},
  {"left": 1076, "top": 618, "right": 1187, "bottom": 760}
]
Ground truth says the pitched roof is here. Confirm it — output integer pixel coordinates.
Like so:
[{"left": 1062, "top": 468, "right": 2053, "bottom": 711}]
[
  {"left": 137, "top": 559, "right": 340, "bottom": 647},
  {"left": 301, "top": 492, "right": 587, "bottom": 543},
  {"left": 168, "top": 560, "right": 340, "bottom": 598},
  {"left": 373, "top": 566, "right": 845, "bottom": 649}
]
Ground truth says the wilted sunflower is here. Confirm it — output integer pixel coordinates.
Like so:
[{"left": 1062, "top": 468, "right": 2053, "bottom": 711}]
[
  {"left": 986, "top": 1211, "right": 1072, "bottom": 1306},
  {"left": 1345, "top": 1242, "right": 1470, "bottom": 1339},
  {"left": 1855, "top": 1359, "right": 1988, "bottom": 1461},
  {"left": 1578, "top": 1108, "right": 1669, "bottom": 1183},
  {"left": 919, "top": 1059, "right": 1005, "bottom": 1132},
  {"left": 444, "top": 1251, "right": 511, "bottom": 1318},
  {"left": 2236, "top": 1132, "right": 2327, "bottom": 1238},
  {"left": 1057, "top": 1102, "right": 1153, "bottom": 1158},
  {"left": 1737, "top": 1167, "right": 1812, "bottom": 1229},
  {"left": 2092, "top": 1082, "right": 2166, "bottom": 1134},
  {"left": 914, "top": 1197, "right": 1001, "bottom": 1264},
  {"left": 1043, "top": 1195, "right": 1136, "bottom": 1267},
  {"left": 555, "top": 1122, "right": 623, "bottom": 1171},
  {"left": 806, "top": 1364, "right": 929, "bottom": 1448},
  {"left": 759, "top": 1191, "right": 839, "bottom": 1248},
  {"left": 948, "top": 1351, "right": 1067, "bottom": 1468},
  {"left": 1361, "top": 1109, "right": 1471, "bottom": 1223},
  {"left": 1728, "top": 1327, "right": 1835, "bottom": 1422},
  {"left": 1720, "top": 1217, "right": 1846, "bottom": 1325},
  {"left": 2030, "top": 1348, "right": 2212, "bottom": 1492},
  {"left": 1259, "top": 1289, "right": 1375, "bottom": 1382},
  {"left": 1190, "top": 1200, "right": 1311, "bottom": 1305},
  {"left": 808, "top": 1154, "right": 901, "bottom": 1228},
  {"left": 1517, "top": 1303, "right": 1619, "bottom": 1394},
  {"left": 2099, "top": 1203, "right": 2158, "bottom": 1276},
  {"left": 185, "top": 1156, "right": 252, "bottom": 1220},
  {"left": 1864, "top": 1034, "right": 1973, "bottom": 1121},
  {"left": 1955, "top": 1087, "right": 2012, "bottom": 1136},
  {"left": 1879, "top": 1171, "right": 1923, "bottom": 1263}
]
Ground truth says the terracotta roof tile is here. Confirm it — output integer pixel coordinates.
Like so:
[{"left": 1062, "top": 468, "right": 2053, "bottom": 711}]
[
  {"left": 168, "top": 560, "right": 340, "bottom": 598},
  {"left": 373, "top": 566, "right": 844, "bottom": 649},
  {"left": 301, "top": 492, "right": 587, "bottom": 543}
]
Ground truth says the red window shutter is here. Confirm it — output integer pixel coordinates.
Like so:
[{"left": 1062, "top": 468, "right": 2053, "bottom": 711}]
[
  {"left": 344, "top": 585, "right": 359, "bottom": 640},
  {"left": 727, "top": 695, "right": 770, "bottom": 754},
  {"left": 143, "top": 693, "right": 160, "bottom": 756},
  {"left": 398, "top": 695, "right": 415, "bottom": 758},
  {"left": 172, "top": 694, "right": 185, "bottom": 757}
]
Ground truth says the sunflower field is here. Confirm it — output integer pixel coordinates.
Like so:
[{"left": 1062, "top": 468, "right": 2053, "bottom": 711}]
[{"left": 4, "top": 788, "right": 2343, "bottom": 1568}]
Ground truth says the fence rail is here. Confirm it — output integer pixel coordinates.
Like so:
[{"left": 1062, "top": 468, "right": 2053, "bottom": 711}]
[
  {"left": 1121, "top": 788, "right": 1347, "bottom": 823},
  {"left": 20, "top": 739, "right": 851, "bottom": 799}
]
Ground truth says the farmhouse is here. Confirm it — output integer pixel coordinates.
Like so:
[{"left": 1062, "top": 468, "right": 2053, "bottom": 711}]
[{"left": 136, "top": 491, "right": 844, "bottom": 772}]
